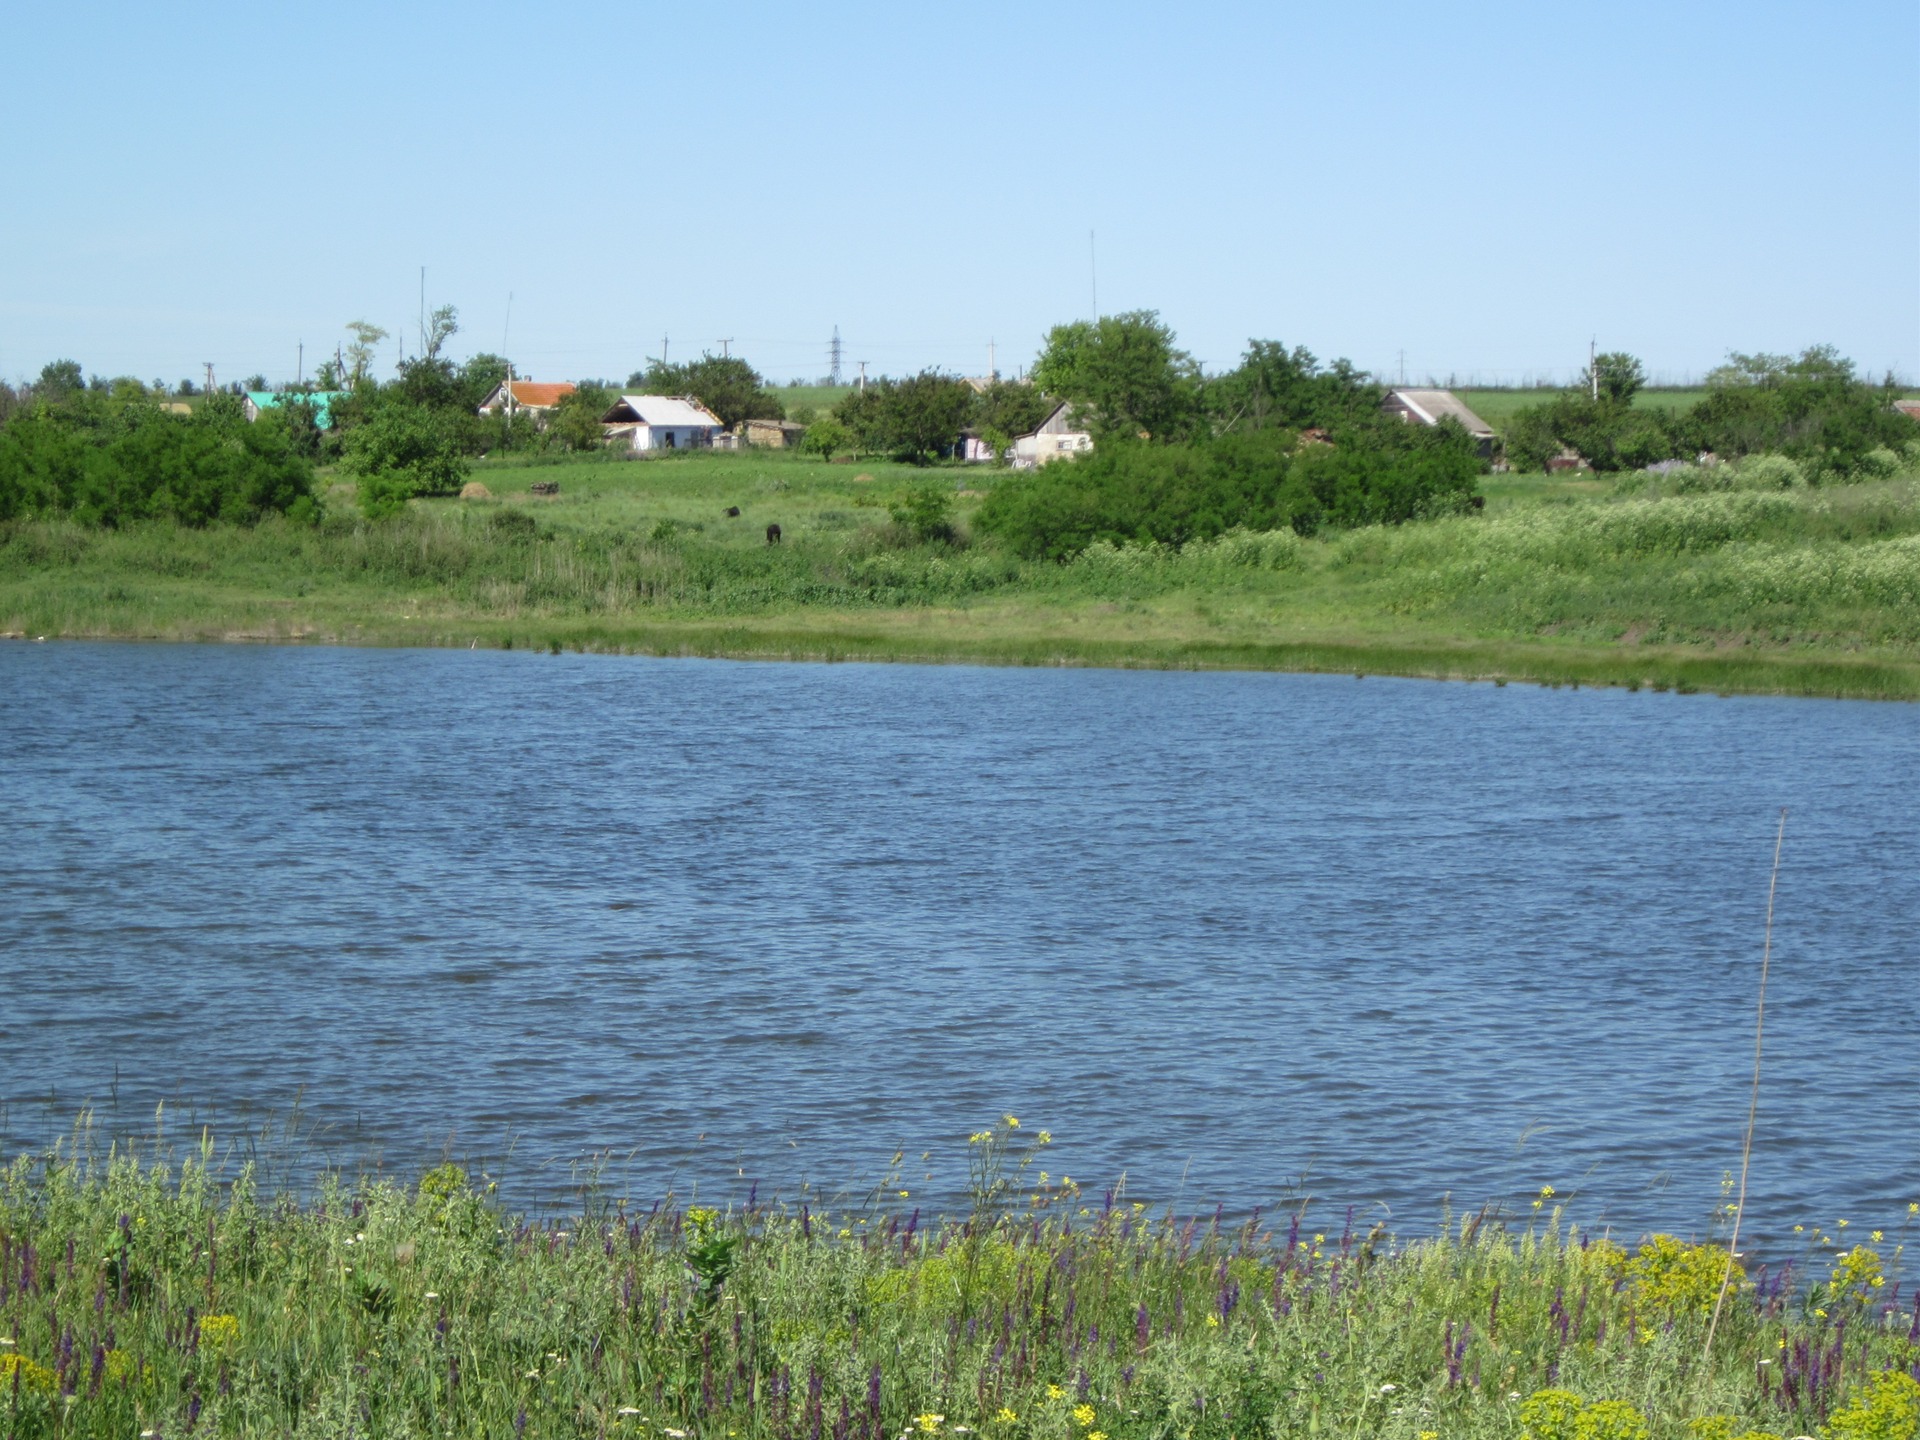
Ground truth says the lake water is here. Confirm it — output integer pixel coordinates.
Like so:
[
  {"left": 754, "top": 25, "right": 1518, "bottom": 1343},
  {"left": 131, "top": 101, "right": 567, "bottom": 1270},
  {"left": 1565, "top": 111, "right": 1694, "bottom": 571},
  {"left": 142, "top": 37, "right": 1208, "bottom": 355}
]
[{"left": 2, "top": 641, "right": 1915, "bottom": 1251}]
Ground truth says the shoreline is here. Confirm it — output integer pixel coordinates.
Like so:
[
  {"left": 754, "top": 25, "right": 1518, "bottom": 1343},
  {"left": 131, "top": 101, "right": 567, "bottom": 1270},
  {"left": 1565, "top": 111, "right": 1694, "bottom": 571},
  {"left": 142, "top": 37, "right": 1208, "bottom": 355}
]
[{"left": 8, "top": 616, "right": 1920, "bottom": 702}]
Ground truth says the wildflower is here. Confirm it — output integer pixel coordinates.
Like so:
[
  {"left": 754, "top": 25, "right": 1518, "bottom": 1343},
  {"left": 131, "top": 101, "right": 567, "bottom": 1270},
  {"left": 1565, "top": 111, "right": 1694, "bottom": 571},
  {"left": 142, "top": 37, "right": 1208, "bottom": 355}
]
[
  {"left": 619, "top": 1408, "right": 643, "bottom": 1417},
  {"left": 666, "top": 1430, "right": 689, "bottom": 1438},
  {"left": 1910, "top": 1203, "right": 1918, "bottom": 1215},
  {"left": 1420, "top": 1433, "right": 1439, "bottom": 1440},
  {"left": 1087, "top": 1433, "right": 1107, "bottom": 1440},
  {"left": 916, "top": 1414, "right": 945, "bottom": 1433},
  {"left": 424, "top": 1292, "right": 439, "bottom": 1300},
  {"left": 1380, "top": 1384, "right": 1398, "bottom": 1394},
  {"left": 970, "top": 1133, "right": 992, "bottom": 1144},
  {"left": 1838, "top": 1219, "right": 1849, "bottom": 1228},
  {"left": 995, "top": 1409, "right": 1018, "bottom": 1424},
  {"left": 200, "top": 1314, "right": 241, "bottom": 1348},
  {"left": 1038, "top": 1131, "right": 1052, "bottom": 1144},
  {"left": 899, "top": 1190, "right": 910, "bottom": 1199},
  {"left": 1004, "top": 1115, "right": 1020, "bottom": 1128},
  {"left": 0, "top": 1354, "right": 56, "bottom": 1393},
  {"left": 1047, "top": 1385, "right": 1066, "bottom": 1400},
  {"left": 1794, "top": 1225, "right": 1805, "bottom": 1233},
  {"left": 1073, "top": 1405, "right": 1096, "bottom": 1427},
  {"left": 1205, "top": 1315, "right": 1221, "bottom": 1328},
  {"left": 1871, "top": 1231, "right": 1884, "bottom": 1242}
]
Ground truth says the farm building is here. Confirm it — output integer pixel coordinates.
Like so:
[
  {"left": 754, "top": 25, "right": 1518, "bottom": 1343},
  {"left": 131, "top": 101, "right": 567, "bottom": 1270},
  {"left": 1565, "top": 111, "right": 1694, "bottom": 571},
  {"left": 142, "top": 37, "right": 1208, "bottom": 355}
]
[
  {"left": 243, "top": 391, "right": 347, "bottom": 429},
  {"left": 1381, "top": 388, "right": 1497, "bottom": 456},
  {"left": 740, "top": 417, "right": 808, "bottom": 448},
  {"left": 600, "top": 395, "right": 726, "bottom": 452},
  {"left": 1893, "top": 399, "right": 1920, "bottom": 422},
  {"left": 1010, "top": 401, "right": 1093, "bottom": 469},
  {"left": 476, "top": 380, "right": 577, "bottom": 417}
]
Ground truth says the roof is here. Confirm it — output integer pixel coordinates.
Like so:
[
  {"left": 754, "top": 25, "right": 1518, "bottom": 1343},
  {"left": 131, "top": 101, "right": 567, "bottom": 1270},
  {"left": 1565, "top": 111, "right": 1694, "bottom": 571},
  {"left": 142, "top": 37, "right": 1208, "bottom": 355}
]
[
  {"left": 1016, "top": 400, "right": 1089, "bottom": 438},
  {"left": 742, "top": 417, "right": 806, "bottom": 431},
  {"left": 601, "top": 395, "right": 725, "bottom": 427},
  {"left": 506, "top": 381, "right": 575, "bottom": 408},
  {"left": 1894, "top": 399, "right": 1920, "bottom": 420},
  {"left": 245, "top": 390, "right": 347, "bottom": 429},
  {"left": 1384, "top": 388, "right": 1495, "bottom": 438}
]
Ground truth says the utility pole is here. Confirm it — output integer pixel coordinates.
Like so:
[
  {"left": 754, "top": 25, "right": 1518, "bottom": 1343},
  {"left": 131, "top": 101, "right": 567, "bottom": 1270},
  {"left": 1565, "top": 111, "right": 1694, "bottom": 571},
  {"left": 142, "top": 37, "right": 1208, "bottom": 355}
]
[
  {"left": 662, "top": 334, "right": 669, "bottom": 366},
  {"left": 988, "top": 338, "right": 997, "bottom": 383},
  {"left": 297, "top": 341, "right": 303, "bottom": 386},
  {"left": 719, "top": 338, "right": 732, "bottom": 358},
  {"left": 419, "top": 266, "right": 426, "bottom": 356},
  {"left": 203, "top": 362, "right": 215, "bottom": 395},
  {"left": 828, "top": 326, "right": 842, "bottom": 385},
  {"left": 857, "top": 360, "right": 867, "bottom": 391},
  {"left": 1590, "top": 336, "right": 1598, "bottom": 401}
]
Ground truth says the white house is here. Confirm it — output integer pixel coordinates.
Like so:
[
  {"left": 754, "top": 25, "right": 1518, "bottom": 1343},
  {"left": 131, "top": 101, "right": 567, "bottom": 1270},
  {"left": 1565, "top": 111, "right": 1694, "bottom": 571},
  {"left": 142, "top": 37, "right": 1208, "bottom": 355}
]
[
  {"left": 600, "top": 395, "right": 726, "bottom": 451},
  {"left": 1010, "top": 401, "right": 1093, "bottom": 469},
  {"left": 1381, "top": 388, "right": 1497, "bottom": 456}
]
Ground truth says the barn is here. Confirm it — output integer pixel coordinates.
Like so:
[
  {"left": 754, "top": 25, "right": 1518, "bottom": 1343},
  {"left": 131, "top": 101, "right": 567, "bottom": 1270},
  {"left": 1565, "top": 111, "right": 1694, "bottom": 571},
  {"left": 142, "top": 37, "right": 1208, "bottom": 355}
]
[{"left": 1381, "top": 388, "right": 1497, "bottom": 457}]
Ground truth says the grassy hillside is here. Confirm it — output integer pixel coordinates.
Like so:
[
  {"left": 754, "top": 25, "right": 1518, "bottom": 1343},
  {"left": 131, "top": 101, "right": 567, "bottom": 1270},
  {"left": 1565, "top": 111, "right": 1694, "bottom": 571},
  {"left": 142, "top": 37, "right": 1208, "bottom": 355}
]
[
  {"left": 1456, "top": 388, "right": 1710, "bottom": 429},
  {"left": 6, "top": 448, "right": 1920, "bottom": 698}
]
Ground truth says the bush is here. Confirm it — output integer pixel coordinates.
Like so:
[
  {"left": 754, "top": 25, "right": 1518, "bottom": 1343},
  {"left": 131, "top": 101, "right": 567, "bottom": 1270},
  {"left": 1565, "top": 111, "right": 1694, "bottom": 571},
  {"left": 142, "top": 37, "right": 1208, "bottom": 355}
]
[
  {"left": 0, "top": 408, "right": 317, "bottom": 526},
  {"left": 889, "top": 480, "right": 957, "bottom": 543},
  {"left": 341, "top": 405, "right": 470, "bottom": 516},
  {"left": 975, "top": 426, "right": 1483, "bottom": 559}
]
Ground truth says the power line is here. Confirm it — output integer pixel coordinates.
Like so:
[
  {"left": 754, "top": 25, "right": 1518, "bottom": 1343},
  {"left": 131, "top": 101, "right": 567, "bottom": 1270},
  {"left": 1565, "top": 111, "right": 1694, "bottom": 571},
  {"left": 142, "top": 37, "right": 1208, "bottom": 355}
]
[{"left": 828, "top": 325, "right": 842, "bottom": 386}]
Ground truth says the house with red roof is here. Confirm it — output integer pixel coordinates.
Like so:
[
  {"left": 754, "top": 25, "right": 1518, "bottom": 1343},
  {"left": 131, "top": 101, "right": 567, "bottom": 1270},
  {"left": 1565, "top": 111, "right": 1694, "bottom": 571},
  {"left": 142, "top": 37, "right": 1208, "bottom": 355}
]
[{"left": 476, "top": 379, "right": 577, "bottom": 417}]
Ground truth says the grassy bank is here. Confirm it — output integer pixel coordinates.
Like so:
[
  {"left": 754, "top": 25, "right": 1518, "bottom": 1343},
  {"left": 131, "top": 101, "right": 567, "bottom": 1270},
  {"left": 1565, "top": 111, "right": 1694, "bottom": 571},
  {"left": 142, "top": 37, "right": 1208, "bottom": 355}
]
[
  {"left": 2, "top": 1122, "right": 1916, "bottom": 1439},
  {"left": 4, "top": 451, "right": 1920, "bottom": 699}
]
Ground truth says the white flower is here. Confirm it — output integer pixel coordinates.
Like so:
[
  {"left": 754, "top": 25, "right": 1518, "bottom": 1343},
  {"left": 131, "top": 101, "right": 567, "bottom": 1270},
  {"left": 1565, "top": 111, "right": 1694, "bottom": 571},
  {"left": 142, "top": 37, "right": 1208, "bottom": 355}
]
[
  {"left": 667, "top": 1430, "right": 690, "bottom": 1438},
  {"left": 1380, "top": 1384, "right": 1398, "bottom": 1394},
  {"left": 618, "top": 1408, "right": 644, "bottom": 1416},
  {"left": 424, "top": 1292, "right": 439, "bottom": 1300},
  {"left": 1510, "top": 1392, "right": 1523, "bottom": 1401}
]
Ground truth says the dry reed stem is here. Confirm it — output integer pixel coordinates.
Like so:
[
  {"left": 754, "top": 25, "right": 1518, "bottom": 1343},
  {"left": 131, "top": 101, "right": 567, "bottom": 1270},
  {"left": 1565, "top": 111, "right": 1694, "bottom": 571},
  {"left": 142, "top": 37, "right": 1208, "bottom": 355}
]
[{"left": 1703, "top": 806, "right": 1787, "bottom": 1362}]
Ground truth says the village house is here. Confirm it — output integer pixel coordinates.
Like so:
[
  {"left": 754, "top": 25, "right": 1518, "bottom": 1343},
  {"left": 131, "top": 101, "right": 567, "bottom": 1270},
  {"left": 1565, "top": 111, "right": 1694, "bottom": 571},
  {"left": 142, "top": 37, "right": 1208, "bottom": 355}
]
[
  {"left": 1381, "top": 388, "right": 1498, "bottom": 457},
  {"left": 243, "top": 390, "right": 347, "bottom": 429},
  {"left": 1009, "top": 401, "right": 1093, "bottom": 469},
  {"left": 476, "top": 380, "right": 577, "bottom": 418},
  {"left": 599, "top": 395, "right": 726, "bottom": 452}
]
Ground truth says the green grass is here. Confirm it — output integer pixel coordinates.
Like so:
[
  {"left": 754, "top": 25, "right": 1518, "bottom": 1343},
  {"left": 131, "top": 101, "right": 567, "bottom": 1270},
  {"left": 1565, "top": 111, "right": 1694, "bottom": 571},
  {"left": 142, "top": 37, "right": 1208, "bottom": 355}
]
[
  {"left": 774, "top": 384, "right": 854, "bottom": 418},
  {"left": 1456, "top": 390, "right": 1712, "bottom": 430},
  {"left": 1, "top": 1120, "right": 1915, "bottom": 1439},
  {"left": 5, "top": 450, "right": 1920, "bottom": 700}
]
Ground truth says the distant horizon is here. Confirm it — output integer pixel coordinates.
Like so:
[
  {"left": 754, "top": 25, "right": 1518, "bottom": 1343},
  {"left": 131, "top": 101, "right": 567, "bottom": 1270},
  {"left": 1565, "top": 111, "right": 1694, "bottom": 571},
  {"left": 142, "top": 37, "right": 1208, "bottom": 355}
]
[{"left": 4, "top": 0, "right": 1913, "bottom": 392}]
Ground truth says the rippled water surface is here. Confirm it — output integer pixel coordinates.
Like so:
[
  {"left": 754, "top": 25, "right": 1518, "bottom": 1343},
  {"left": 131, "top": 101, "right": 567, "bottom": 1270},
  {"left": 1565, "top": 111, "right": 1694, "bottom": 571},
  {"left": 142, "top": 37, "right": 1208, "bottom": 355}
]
[{"left": 3, "top": 642, "right": 1915, "bottom": 1246}]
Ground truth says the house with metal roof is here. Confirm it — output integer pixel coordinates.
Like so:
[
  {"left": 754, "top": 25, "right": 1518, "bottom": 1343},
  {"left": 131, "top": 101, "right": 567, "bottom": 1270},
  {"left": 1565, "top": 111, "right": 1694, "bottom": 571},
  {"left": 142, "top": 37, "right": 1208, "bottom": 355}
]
[
  {"left": 1009, "top": 401, "right": 1093, "bottom": 469},
  {"left": 1381, "top": 388, "right": 1497, "bottom": 456},
  {"left": 600, "top": 395, "right": 726, "bottom": 451},
  {"left": 243, "top": 390, "right": 348, "bottom": 429},
  {"left": 476, "top": 380, "right": 577, "bottom": 416}
]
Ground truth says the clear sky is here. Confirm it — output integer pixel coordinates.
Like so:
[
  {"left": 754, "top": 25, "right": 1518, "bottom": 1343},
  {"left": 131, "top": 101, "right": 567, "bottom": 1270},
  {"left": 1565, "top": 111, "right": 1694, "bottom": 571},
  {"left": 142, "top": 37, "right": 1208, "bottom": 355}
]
[{"left": 3, "top": 0, "right": 1914, "bottom": 391}]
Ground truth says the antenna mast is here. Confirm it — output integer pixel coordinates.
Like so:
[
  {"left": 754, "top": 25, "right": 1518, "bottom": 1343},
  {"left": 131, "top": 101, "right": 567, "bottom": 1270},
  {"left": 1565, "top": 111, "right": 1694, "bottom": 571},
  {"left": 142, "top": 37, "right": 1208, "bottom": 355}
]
[{"left": 1090, "top": 229, "right": 1097, "bottom": 319}]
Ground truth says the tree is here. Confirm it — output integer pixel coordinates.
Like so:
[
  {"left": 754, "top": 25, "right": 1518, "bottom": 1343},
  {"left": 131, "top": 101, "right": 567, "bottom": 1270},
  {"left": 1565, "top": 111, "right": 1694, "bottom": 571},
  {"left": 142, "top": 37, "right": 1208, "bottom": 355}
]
[
  {"left": 631, "top": 354, "right": 784, "bottom": 429},
  {"left": 800, "top": 417, "right": 851, "bottom": 458},
  {"left": 458, "top": 353, "right": 511, "bottom": 411},
  {"left": 548, "top": 384, "right": 615, "bottom": 452},
  {"left": 974, "top": 380, "right": 1054, "bottom": 458},
  {"left": 36, "top": 360, "right": 85, "bottom": 401},
  {"left": 341, "top": 405, "right": 469, "bottom": 516},
  {"left": 1578, "top": 352, "right": 1646, "bottom": 406},
  {"left": 1030, "top": 311, "right": 1200, "bottom": 443},
  {"left": 344, "top": 321, "right": 389, "bottom": 383},
  {"left": 421, "top": 305, "right": 458, "bottom": 361},
  {"left": 1204, "top": 341, "right": 1384, "bottom": 433},
  {"left": 833, "top": 371, "right": 974, "bottom": 462}
]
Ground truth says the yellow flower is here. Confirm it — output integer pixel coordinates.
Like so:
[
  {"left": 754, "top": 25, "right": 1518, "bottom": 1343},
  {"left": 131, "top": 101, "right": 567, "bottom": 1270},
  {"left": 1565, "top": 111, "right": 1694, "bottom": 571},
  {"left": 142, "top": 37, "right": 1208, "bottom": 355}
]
[
  {"left": 899, "top": 1190, "right": 910, "bottom": 1199},
  {"left": 1871, "top": 1231, "right": 1884, "bottom": 1242},
  {"left": 1047, "top": 1385, "right": 1065, "bottom": 1401},
  {"left": 1419, "top": 1433, "right": 1439, "bottom": 1440},
  {"left": 970, "top": 1132, "right": 992, "bottom": 1144},
  {"left": 995, "top": 1410, "right": 1018, "bottom": 1425},
  {"left": 1087, "top": 1433, "right": 1107, "bottom": 1440},
  {"left": 1037, "top": 1131, "right": 1052, "bottom": 1144},
  {"left": 915, "top": 1415, "right": 945, "bottom": 1433},
  {"left": 200, "top": 1314, "right": 240, "bottom": 1349},
  {"left": 1837, "top": 1219, "right": 1849, "bottom": 1228},
  {"left": 1004, "top": 1115, "right": 1020, "bottom": 1129},
  {"left": 1909, "top": 1203, "right": 1918, "bottom": 1215},
  {"left": 1539, "top": 1185, "right": 1556, "bottom": 1198},
  {"left": 1794, "top": 1225, "right": 1805, "bottom": 1233},
  {"left": 1205, "top": 1315, "right": 1221, "bottom": 1328},
  {"left": 1072, "top": 1406, "right": 1096, "bottom": 1427},
  {"left": 0, "top": 1353, "right": 55, "bottom": 1393}
]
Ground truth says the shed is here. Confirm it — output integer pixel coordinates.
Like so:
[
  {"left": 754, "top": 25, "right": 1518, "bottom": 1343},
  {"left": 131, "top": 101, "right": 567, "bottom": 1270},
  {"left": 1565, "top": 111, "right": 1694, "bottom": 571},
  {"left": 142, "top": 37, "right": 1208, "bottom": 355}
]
[
  {"left": 741, "top": 417, "right": 809, "bottom": 448},
  {"left": 1009, "top": 401, "right": 1093, "bottom": 469},
  {"left": 600, "top": 395, "right": 727, "bottom": 452},
  {"left": 477, "top": 380, "right": 577, "bottom": 416},
  {"left": 243, "top": 391, "right": 347, "bottom": 429},
  {"left": 1382, "top": 388, "right": 1497, "bottom": 456}
]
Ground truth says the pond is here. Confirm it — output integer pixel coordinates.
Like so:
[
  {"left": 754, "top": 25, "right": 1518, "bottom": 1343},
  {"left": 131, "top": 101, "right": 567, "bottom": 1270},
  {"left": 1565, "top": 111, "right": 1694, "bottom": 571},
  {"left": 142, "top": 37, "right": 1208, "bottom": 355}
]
[{"left": 2, "top": 642, "right": 1915, "bottom": 1249}]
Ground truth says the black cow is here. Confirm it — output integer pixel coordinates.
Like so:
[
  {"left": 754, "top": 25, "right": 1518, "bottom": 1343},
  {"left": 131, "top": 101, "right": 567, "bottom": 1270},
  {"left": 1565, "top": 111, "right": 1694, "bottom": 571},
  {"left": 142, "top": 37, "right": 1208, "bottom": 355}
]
[
  {"left": 766, "top": 523, "right": 782, "bottom": 544},
  {"left": 726, "top": 506, "right": 740, "bottom": 517}
]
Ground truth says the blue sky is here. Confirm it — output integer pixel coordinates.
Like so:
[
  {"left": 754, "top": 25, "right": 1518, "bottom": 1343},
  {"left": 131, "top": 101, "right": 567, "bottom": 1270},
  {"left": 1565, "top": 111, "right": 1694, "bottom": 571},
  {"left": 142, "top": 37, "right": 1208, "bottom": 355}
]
[{"left": 2, "top": 0, "right": 1914, "bottom": 390}]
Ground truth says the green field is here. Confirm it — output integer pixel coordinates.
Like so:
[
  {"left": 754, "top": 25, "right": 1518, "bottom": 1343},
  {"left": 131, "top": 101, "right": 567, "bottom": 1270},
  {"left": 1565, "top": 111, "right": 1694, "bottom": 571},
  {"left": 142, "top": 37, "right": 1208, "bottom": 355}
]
[
  {"left": 5, "top": 448, "right": 1920, "bottom": 700},
  {"left": 0, "top": 1119, "right": 1914, "bottom": 1440},
  {"left": 1456, "top": 389, "right": 1710, "bottom": 429}
]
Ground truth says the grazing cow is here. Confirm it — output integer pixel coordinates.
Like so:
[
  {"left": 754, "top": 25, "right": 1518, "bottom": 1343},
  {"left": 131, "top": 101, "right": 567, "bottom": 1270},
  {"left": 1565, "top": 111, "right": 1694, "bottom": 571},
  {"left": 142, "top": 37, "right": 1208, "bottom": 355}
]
[
  {"left": 726, "top": 506, "right": 741, "bottom": 517},
  {"left": 766, "top": 523, "right": 782, "bottom": 545}
]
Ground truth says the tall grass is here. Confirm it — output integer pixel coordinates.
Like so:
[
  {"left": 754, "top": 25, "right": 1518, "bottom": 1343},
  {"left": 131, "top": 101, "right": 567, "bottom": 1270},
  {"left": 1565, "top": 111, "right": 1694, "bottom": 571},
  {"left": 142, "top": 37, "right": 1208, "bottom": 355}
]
[{"left": 2, "top": 1120, "right": 1916, "bottom": 1439}]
